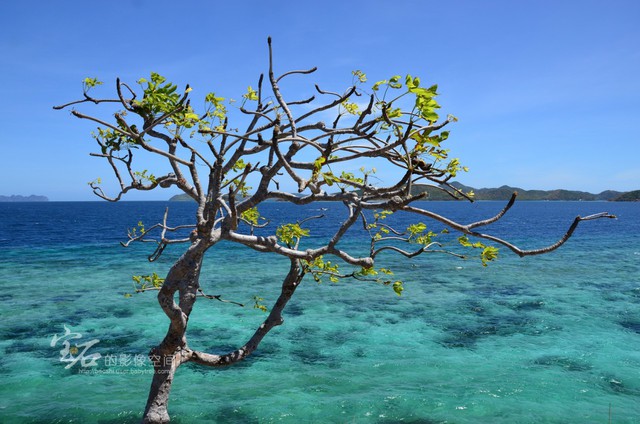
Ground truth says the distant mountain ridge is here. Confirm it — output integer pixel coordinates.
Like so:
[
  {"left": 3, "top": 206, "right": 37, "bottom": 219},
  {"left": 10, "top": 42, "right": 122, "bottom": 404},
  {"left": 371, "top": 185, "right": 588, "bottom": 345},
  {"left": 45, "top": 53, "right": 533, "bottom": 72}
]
[
  {"left": 0, "top": 195, "right": 48, "bottom": 202},
  {"left": 416, "top": 182, "right": 625, "bottom": 201},
  {"left": 170, "top": 184, "right": 638, "bottom": 202},
  {"left": 612, "top": 190, "right": 640, "bottom": 202}
]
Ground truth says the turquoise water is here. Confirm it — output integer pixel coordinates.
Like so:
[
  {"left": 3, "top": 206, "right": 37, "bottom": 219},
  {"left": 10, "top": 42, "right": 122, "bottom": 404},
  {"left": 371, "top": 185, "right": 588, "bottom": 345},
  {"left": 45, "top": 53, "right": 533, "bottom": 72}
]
[{"left": 0, "top": 201, "right": 639, "bottom": 423}]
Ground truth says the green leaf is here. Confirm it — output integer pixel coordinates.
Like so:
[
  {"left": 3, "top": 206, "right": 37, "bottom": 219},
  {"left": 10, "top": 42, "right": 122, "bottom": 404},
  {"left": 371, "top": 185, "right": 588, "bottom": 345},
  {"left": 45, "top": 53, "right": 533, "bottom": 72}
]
[
  {"left": 352, "top": 70, "right": 367, "bottom": 83},
  {"left": 134, "top": 169, "right": 157, "bottom": 184},
  {"left": 150, "top": 72, "right": 166, "bottom": 85},
  {"left": 387, "top": 108, "right": 402, "bottom": 118},
  {"left": 405, "top": 74, "right": 414, "bottom": 89},
  {"left": 405, "top": 74, "right": 420, "bottom": 90},
  {"left": 131, "top": 272, "right": 165, "bottom": 292},
  {"left": 458, "top": 235, "right": 472, "bottom": 247},
  {"left": 276, "top": 223, "right": 310, "bottom": 246},
  {"left": 83, "top": 77, "right": 103, "bottom": 89},
  {"left": 302, "top": 255, "right": 341, "bottom": 284},
  {"left": 458, "top": 236, "right": 499, "bottom": 266},
  {"left": 481, "top": 246, "right": 499, "bottom": 267},
  {"left": 372, "top": 80, "right": 388, "bottom": 91},
  {"left": 241, "top": 207, "right": 261, "bottom": 225},
  {"left": 358, "top": 266, "right": 378, "bottom": 276},
  {"left": 242, "top": 86, "right": 258, "bottom": 101},
  {"left": 407, "top": 222, "right": 427, "bottom": 237},
  {"left": 205, "top": 92, "right": 225, "bottom": 106},
  {"left": 339, "top": 171, "right": 364, "bottom": 184},
  {"left": 322, "top": 171, "right": 339, "bottom": 186},
  {"left": 253, "top": 296, "right": 268, "bottom": 312},
  {"left": 313, "top": 156, "right": 326, "bottom": 171},
  {"left": 341, "top": 101, "right": 360, "bottom": 115},
  {"left": 446, "top": 158, "right": 463, "bottom": 177},
  {"left": 388, "top": 75, "right": 402, "bottom": 89},
  {"left": 373, "top": 210, "right": 393, "bottom": 220},
  {"left": 421, "top": 109, "right": 439, "bottom": 122},
  {"left": 416, "top": 231, "right": 437, "bottom": 245},
  {"left": 232, "top": 158, "right": 247, "bottom": 172}
]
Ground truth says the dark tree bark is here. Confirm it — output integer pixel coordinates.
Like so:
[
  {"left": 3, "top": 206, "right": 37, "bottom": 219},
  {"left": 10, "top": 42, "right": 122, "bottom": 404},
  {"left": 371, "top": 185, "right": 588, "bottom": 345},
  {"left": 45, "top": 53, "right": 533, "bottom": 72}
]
[{"left": 142, "top": 240, "right": 208, "bottom": 422}]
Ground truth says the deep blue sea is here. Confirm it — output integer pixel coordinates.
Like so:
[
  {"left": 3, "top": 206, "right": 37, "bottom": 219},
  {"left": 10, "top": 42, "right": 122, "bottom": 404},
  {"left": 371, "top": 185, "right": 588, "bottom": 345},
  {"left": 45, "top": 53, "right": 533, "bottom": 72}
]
[{"left": 0, "top": 200, "right": 639, "bottom": 423}]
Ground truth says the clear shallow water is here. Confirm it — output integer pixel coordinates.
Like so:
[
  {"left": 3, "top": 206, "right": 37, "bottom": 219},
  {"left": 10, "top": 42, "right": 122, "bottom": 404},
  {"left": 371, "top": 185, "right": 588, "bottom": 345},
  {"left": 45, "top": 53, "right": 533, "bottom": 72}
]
[{"left": 0, "top": 200, "right": 639, "bottom": 423}]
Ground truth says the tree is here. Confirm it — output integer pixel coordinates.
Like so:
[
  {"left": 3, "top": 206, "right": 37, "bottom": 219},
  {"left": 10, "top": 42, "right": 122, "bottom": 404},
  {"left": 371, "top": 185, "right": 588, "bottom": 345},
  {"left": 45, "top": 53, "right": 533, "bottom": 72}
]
[{"left": 55, "top": 38, "right": 614, "bottom": 423}]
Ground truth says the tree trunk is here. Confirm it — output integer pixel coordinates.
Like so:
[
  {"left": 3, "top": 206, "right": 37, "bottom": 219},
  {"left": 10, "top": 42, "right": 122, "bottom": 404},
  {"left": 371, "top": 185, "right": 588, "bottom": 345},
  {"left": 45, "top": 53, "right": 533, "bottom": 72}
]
[
  {"left": 141, "top": 353, "right": 174, "bottom": 424},
  {"left": 141, "top": 251, "right": 303, "bottom": 423},
  {"left": 142, "top": 241, "right": 207, "bottom": 423},
  {"left": 142, "top": 348, "right": 190, "bottom": 423}
]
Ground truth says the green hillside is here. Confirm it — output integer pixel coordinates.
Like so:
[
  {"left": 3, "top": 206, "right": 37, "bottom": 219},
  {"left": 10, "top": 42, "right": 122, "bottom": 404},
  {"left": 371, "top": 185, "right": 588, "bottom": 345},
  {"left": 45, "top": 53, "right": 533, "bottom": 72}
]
[
  {"left": 410, "top": 183, "right": 611, "bottom": 201},
  {"left": 613, "top": 190, "right": 640, "bottom": 201}
]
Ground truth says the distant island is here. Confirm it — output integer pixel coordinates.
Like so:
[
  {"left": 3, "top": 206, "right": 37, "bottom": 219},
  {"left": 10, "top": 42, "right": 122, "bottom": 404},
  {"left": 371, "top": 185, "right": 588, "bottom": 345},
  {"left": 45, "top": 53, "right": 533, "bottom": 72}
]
[
  {"left": 413, "top": 183, "right": 631, "bottom": 201},
  {"left": 168, "top": 184, "right": 639, "bottom": 202},
  {"left": 612, "top": 190, "right": 640, "bottom": 202},
  {"left": 170, "top": 194, "right": 197, "bottom": 202},
  {"left": 0, "top": 195, "right": 48, "bottom": 202}
]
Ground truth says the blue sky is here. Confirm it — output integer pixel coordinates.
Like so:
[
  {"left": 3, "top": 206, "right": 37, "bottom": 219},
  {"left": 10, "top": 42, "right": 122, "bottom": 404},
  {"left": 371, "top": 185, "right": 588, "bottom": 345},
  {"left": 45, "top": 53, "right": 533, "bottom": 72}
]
[{"left": 1, "top": 0, "right": 638, "bottom": 200}]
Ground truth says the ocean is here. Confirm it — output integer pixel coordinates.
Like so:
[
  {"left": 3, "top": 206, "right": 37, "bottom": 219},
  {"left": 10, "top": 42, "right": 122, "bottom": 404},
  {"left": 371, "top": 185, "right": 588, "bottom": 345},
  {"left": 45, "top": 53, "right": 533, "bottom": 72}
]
[{"left": 0, "top": 200, "right": 638, "bottom": 423}]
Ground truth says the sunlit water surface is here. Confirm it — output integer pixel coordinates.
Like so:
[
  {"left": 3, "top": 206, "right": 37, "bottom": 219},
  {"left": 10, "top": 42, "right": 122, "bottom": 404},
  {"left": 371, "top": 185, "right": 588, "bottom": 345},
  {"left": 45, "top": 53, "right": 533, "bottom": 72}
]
[{"left": 0, "top": 201, "right": 639, "bottom": 423}]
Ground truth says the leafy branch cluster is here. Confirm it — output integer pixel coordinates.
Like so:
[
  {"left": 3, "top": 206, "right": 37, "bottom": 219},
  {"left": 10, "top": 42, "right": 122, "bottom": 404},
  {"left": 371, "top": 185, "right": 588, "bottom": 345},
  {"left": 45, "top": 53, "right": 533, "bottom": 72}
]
[{"left": 56, "top": 38, "right": 615, "bottom": 296}]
